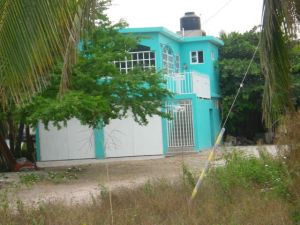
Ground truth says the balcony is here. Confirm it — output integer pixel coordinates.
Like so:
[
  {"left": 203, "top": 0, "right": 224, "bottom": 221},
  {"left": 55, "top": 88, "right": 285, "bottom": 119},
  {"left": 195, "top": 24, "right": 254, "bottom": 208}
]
[{"left": 165, "top": 72, "right": 211, "bottom": 99}]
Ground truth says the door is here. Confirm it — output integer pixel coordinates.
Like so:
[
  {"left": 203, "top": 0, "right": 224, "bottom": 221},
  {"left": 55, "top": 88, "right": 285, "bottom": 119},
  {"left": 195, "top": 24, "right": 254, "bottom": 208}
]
[
  {"left": 104, "top": 112, "right": 164, "bottom": 158},
  {"left": 209, "top": 109, "right": 215, "bottom": 145},
  {"left": 166, "top": 100, "right": 194, "bottom": 149},
  {"left": 39, "top": 118, "right": 95, "bottom": 161}
]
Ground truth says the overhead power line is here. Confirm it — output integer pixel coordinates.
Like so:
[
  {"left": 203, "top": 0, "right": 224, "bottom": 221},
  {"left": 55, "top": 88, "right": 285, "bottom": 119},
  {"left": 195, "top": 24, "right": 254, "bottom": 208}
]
[
  {"left": 190, "top": 35, "right": 261, "bottom": 203},
  {"left": 202, "top": 0, "right": 234, "bottom": 25}
]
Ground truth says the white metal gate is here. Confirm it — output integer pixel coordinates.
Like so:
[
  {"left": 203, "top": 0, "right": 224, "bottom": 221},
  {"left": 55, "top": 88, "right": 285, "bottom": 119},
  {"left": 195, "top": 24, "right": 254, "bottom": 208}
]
[{"left": 166, "top": 100, "right": 194, "bottom": 148}]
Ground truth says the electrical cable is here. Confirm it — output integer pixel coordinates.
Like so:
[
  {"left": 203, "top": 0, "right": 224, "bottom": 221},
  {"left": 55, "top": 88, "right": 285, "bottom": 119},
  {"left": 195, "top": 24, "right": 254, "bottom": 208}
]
[
  {"left": 202, "top": 0, "right": 234, "bottom": 25},
  {"left": 221, "top": 38, "right": 261, "bottom": 128},
  {"left": 189, "top": 35, "right": 261, "bottom": 203}
]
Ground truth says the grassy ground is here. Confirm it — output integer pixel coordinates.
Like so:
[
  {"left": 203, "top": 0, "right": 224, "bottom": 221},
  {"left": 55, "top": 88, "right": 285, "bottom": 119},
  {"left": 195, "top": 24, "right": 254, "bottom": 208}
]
[
  {"left": 0, "top": 181, "right": 291, "bottom": 225},
  {"left": 2, "top": 110, "right": 300, "bottom": 225},
  {"left": 0, "top": 150, "right": 299, "bottom": 225},
  {"left": 0, "top": 152, "right": 212, "bottom": 206}
]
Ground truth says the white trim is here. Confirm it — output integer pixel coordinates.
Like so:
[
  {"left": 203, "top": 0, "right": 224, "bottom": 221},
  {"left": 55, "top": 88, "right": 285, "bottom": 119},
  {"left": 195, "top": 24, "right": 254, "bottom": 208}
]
[
  {"left": 211, "top": 51, "right": 215, "bottom": 61},
  {"left": 175, "top": 54, "right": 180, "bottom": 73},
  {"left": 163, "top": 46, "right": 175, "bottom": 74}
]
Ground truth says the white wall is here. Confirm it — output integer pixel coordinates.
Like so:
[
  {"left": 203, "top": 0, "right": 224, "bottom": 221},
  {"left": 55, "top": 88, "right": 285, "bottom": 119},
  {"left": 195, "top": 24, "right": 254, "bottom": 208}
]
[
  {"left": 39, "top": 118, "right": 95, "bottom": 161},
  {"left": 104, "top": 114, "right": 164, "bottom": 157},
  {"left": 192, "top": 73, "right": 211, "bottom": 99},
  {"left": 39, "top": 115, "right": 164, "bottom": 161}
]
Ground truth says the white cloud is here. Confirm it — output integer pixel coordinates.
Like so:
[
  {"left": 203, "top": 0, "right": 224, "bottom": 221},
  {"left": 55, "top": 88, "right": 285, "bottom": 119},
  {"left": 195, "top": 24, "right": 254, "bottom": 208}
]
[{"left": 107, "top": 0, "right": 263, "bottom": 37}]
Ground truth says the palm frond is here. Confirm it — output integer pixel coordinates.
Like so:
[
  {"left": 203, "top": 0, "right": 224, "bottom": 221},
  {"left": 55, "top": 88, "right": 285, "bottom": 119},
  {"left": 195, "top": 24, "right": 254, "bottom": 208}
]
[
  {"left": 293, "top": 0, "right": 300, "bottom": 21},
  {"left": 0, "top": 0, "right": 95, "bottom": 107},
  {"left": 260, "top": 0, "right": 299, "bottom": 128}
]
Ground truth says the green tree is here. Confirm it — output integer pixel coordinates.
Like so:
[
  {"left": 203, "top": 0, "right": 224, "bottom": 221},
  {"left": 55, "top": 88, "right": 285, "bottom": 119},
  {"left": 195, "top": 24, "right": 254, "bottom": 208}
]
[
  {"left": 219, "top": 28, "right": 265, "bottom": 140},
  {"left": 20, "top": 10, "right": 171, "bottom": 128},
  {"left": 0, "top": 0, "right": 98, "bottom": 107},
  {"left": 0, "top": 3, "right": 172, "bottom": 171},
  {"left": 220, "top": 28, "right": 300, "bottom": 141},
  {"left": 290, "top": 43, "right": 300, "bottom": 108},
  {"left": 0, "top": 0, "right": 100, "bottom": 170}
]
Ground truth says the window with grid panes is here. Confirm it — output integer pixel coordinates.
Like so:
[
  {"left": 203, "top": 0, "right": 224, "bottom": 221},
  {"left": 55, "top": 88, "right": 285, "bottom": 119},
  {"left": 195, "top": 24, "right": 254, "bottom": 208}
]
[
  {"left": 114, "top": 51, "right": 156, "bottom": 73},
  {"left": 175, "top": 55, "right": 180, "bottom": 73},
  {"left": 190, "top": 50, "right": 204, "bottom": 64},
  {"left": 162, "top": 46, "right": 174, "bottom": 74}
]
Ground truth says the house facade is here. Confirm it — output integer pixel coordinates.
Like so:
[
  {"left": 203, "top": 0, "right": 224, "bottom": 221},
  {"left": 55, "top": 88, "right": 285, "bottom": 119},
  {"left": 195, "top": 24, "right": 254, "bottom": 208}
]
[{"left": 36, "top": 13, "right": 224, "bottom": 161}]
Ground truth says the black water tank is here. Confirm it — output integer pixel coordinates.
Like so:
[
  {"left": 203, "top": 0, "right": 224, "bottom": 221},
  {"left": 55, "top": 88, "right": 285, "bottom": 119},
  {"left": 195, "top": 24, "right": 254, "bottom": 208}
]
[{"left": 180, "top": 12, "right": 201, "bottom": 31}]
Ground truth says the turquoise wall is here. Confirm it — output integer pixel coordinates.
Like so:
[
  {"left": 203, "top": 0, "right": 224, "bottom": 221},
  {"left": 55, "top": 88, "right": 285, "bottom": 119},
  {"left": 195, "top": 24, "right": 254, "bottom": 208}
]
[
  {"left": 120, "top": 27, "right": 223, "bottom": 153},
  {"left": 180, "top": 42, "right": 219, "bottom": 96},
  {"left": 193, "top": 97, "right": 221, "bottom": 150},
  {"left": 96, "top": 28, "right": 223, "bottom": 155},
  {"left": 94, "top": 126, "right": 105, "bottom": 159},
  {"left": 170, "top": 93, "right": 221, "bottom": 151},
  {"left": 35, "top": 126, "right": 41, "bottom": 161},
  {"left": 129, "top": 29, "right": 221, "bottom": 98},
  {"left": 139, "top": 32, "right": 181, "bottom": 72}
]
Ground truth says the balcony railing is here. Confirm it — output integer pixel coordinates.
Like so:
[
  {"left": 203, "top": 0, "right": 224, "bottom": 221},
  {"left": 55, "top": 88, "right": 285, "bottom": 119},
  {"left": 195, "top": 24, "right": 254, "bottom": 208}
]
[{"left": 165, "top": 72, "right": 211, "bottom": 99}]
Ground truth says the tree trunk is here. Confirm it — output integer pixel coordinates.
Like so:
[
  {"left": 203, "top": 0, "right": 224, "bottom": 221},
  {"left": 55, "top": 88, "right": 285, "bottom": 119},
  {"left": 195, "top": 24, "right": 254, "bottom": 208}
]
[
  {"left": 15, "top": 123, "right": 24, "bottom": 158},
  {"left": 8, "top": 115, "right": 15, "bottom": 155},
  {"left": 0, "top": 133, "right": 16, "bottom": 171},
  {"left": 0, "top": 152, "right": 8, "bottom": 171},
  {"left": 26, "top": 125, "right": 35, "bottom": 162}
]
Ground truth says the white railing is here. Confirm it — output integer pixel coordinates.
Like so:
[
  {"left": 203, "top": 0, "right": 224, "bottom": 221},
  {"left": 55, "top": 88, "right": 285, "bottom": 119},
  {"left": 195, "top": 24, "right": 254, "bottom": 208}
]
[{"left": 165, "top": 72, "right": 211, "bottom": 98}]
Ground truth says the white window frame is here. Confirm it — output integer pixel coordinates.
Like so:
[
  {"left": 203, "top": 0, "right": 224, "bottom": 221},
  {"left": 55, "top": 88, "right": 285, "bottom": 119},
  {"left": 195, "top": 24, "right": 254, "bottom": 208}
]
[
  {"left": 114, "top": 51, "right": 156, "bottom": 73},
  {"left": 175, "top": 55, "right": 180, "bottom": 73},
  {"left": 190, "top": 50, "right": 204, "bottom": 64},
  {"left": 163, "top": 46, "right": 174, "bottom": 74},
  {"left": 211, "top": 51, "right": 215, "bottom": 61}
]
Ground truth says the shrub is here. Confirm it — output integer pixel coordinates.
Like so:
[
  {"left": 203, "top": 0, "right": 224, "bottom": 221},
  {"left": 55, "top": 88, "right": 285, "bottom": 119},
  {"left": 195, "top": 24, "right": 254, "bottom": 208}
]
[
  {"left": 181, "top": 163, "right": 196, "bottom": 188},
  {"left": 19, "top": 173, "right": 43, "bottom": 186},
  {"left": 210, "top": 150, "right": 291, "bottom": 198}
]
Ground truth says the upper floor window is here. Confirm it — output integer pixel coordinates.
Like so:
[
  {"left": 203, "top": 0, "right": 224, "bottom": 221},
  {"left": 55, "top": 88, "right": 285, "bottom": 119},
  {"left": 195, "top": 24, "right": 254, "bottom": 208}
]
[
  {"left": 163, "top": 46, "right": 174, "bottom": 74},
  {"left": 114, "top": 50, "right": 156, "bottom": 73},
  {"left": 190, "top": 51, "right": 204, "bottom": 64},
  {"left": 211, "top": 51, "right": 215, "bottom": 61},
  {"left": 175, "top": 55, "right": 180, "bottom": 73}
]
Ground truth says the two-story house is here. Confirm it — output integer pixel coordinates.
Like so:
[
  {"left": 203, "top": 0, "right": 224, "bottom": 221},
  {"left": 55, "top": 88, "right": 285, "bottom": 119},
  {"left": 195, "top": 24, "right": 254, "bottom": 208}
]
[{"left": 36, "top": 12, "right": 224, "bottom": 162}]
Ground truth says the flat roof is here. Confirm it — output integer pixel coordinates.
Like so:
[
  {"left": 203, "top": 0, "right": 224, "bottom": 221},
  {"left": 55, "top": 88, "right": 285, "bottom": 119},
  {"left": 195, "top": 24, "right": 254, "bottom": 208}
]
[{"left": 119, "top": 27, "right": 224, "bottom": 46}]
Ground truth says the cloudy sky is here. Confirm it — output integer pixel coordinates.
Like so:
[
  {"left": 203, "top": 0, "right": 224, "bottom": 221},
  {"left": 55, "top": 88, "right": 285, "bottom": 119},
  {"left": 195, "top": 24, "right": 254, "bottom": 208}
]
[{"left": 107, "top": 0, "right": 263, "bottom": 37}]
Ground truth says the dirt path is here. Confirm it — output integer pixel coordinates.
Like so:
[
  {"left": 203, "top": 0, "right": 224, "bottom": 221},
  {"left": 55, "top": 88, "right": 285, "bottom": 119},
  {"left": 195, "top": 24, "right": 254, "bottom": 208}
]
[{"left": 1, "top": 152, "right": 213, "bottom": 206}]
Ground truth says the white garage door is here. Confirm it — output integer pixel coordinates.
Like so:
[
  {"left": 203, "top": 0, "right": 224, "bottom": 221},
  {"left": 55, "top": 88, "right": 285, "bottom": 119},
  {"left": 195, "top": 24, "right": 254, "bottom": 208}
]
[
  {"left": 104, "top": 114, "right": 164, "bottom": 157},
  {"left": 39, "top": 118, "right": 95, "bottom": 161}
]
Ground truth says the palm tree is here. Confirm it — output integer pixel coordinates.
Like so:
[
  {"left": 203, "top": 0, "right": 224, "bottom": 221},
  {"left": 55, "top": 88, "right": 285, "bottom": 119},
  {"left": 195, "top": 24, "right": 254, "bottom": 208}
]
[
  {"left": 261, "top": 0, "right": 300, "bottom": 127},
  {"left": 0, "top": 0, "right": 99, "bottom": 107},
  {"left": 0, "top": 0, "right": 98, "bottom": 170}
]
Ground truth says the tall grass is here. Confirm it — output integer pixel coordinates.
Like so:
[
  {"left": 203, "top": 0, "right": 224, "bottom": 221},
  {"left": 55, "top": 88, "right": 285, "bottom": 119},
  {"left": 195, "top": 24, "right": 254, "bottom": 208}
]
[
  {"left": 276, "top": 111, "right": 300, "bottom": 167},
  {"left": 210, "top": 150, "right": 291, "bottom": 198},
  {"left": 0, "top": 158, "right": 293, "bottom": 225},
  {"left": 0, "top": 181, "right": 291, "bottom": 225},
  {"left": 276, "top": 110, "right": 300, "bottom": 223}
]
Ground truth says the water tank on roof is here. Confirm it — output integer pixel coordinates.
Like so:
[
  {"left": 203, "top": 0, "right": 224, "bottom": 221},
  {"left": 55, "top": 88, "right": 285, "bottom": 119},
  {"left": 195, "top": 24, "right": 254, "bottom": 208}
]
[{"left": 180, "top": 12, "right": 201, "bottom": 31}]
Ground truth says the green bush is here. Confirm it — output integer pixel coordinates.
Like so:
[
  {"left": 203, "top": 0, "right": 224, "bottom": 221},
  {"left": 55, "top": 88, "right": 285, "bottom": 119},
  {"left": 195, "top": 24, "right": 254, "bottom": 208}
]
[
  {"left": 210, "top": 150, "right": 291, "bottom": 198},
  {"left": 181, "top": 163, "right": 196, "bottom": 189},
  {"left": 18, "top": 167, "right": 82, "bottom": 186},
  {"left": 19, "top": 173, "right": 43, "bottom": 186},
  {"left": 47, "top": 168, "right": 79, "bottom": 184}
]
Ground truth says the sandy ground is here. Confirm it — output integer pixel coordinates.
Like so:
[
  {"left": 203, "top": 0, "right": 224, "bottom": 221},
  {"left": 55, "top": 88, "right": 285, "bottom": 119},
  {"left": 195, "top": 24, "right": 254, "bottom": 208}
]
[{"left": 0, "top": 152, "right": 214, "bottom": 206}]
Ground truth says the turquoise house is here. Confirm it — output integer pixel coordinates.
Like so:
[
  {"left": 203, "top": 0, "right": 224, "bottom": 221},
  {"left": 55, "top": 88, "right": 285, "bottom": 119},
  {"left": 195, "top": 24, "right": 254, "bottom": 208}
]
[{"left": 36, "top": 12, "right": 224, "bottom": 161}]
